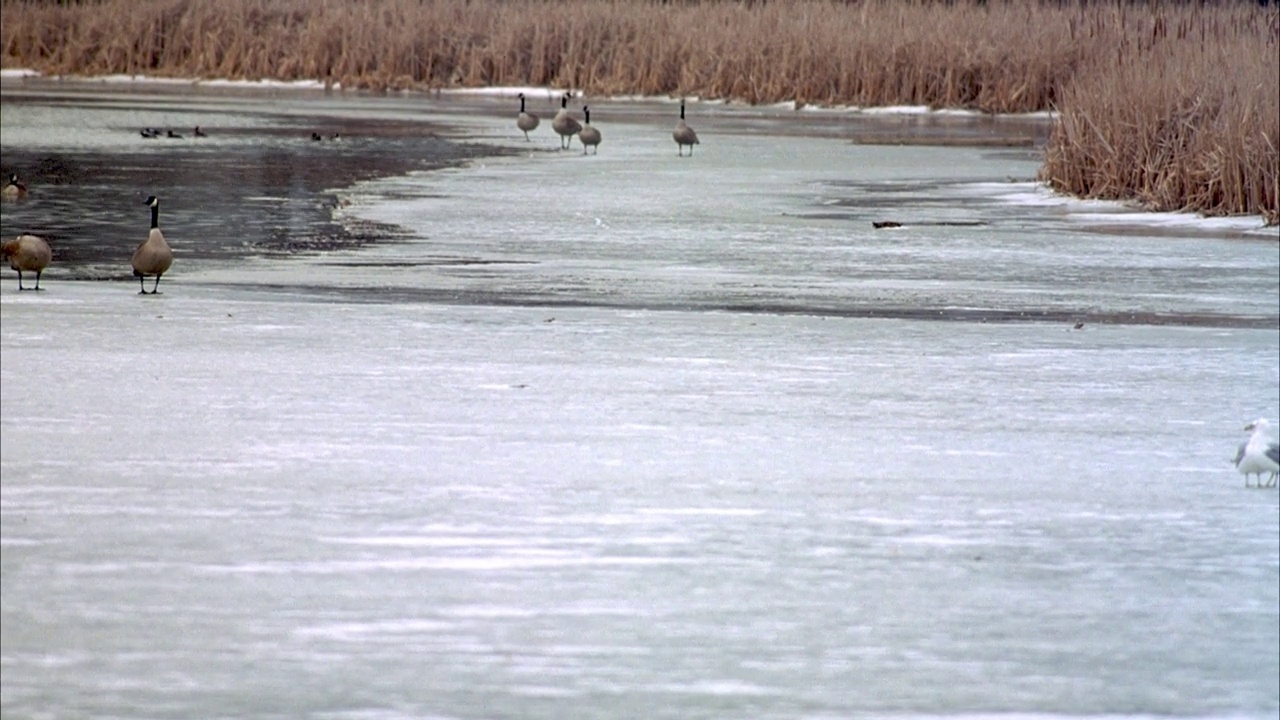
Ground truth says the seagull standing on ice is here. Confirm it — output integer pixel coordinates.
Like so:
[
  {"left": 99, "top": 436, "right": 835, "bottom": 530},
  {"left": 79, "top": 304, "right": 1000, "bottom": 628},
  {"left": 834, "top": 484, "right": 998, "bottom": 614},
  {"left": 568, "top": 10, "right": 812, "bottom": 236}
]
[{"left": 1233, "top": 418, "right": 1280, "bottom": 488}]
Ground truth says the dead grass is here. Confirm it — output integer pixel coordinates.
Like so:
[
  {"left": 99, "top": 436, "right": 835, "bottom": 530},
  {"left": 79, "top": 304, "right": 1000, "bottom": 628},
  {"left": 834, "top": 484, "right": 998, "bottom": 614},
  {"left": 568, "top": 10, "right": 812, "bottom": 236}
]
[
  {"left": 0, "top": 0, "right": 1089, "bottom": 108},
  {"left": 2, "top": 0, "right": 1276, "bottom": 223},
  {"left": 1039, "top": 7, "right": 1279, "bottom": 223}
]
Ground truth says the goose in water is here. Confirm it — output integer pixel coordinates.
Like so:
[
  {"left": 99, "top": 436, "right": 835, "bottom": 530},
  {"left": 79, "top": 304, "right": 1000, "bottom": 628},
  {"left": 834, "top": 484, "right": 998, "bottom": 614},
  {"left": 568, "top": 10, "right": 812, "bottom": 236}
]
[
  {"left": 166, "top": 130, "right": 184, "bottom": 139},
  {"left": 516, "top": 93, "right": 540, "bottom": 141},
  {"left": 2, "top": 173, "right": 28, "bottom": 200},
  {"left": 132, "top": 195, "right": 174, "bottom": 295},
  {"left": 1234, "top": 418, "right": 1280, "bottom": 488},
  {"left": 193, "top": 126, "right": 208, "bottom": 137},
  {"left": 552, "top": 94, "right": 582, "bottom": 150},
  {"left": 673, "top": 102, "right": 700, "bottom": 157},
  {"left": 578, "top": 106, "right": 602, "bottom": 155},
  {"left": 2, "top": 234, "right": 52, "bottom": 291}
]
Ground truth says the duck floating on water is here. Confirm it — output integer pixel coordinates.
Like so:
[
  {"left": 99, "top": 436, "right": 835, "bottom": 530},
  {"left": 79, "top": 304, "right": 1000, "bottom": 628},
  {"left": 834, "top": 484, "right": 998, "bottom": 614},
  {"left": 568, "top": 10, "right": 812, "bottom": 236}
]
[{"left": 2, "top": 173, "right": 28, "bottom": 200}]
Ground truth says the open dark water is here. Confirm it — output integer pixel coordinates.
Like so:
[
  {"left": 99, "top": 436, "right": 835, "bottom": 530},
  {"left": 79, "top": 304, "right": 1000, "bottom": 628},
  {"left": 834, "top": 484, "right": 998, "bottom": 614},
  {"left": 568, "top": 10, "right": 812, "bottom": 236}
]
[{"left": 0, "top": 86, "right": 506, "bottom": 278}]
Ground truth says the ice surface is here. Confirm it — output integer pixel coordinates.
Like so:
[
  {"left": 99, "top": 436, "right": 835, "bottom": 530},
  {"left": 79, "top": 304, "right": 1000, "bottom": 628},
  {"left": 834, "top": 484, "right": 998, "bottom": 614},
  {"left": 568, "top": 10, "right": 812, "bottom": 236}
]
[
  {"left": 187, "top": 106, "right": 1276, "bottom": 322},
  {"left": 2, "top": 85, "right": 1278, "bottom": 719}
]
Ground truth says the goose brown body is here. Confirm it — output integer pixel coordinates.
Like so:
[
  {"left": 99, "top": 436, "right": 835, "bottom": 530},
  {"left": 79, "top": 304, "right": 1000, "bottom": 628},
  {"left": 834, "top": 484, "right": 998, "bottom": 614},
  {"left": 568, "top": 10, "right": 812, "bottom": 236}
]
[
  {"left": 517, "top": 93, "right": 540, "bottom": 140},
  {"left": 132, "top": 196, "right": 174, "bottom": 294},
  {"left": 2, "top": 173, "right": 28, "bottom": 200},
  {"left": 578, "top": 106, "right": 602, "bottom": 155},
  {"left": 2, "top": 234, "right": 52, "bottom": 290},
  {"left": 552, "top": 94, "right": 582, "bottom": 150},
  {"left": 673, "top": 102, "right": 700, "bottom": 156}
]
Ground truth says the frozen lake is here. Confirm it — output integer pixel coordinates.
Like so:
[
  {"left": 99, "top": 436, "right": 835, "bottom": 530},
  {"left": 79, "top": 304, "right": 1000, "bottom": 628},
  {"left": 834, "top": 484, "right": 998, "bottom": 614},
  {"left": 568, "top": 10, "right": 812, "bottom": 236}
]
[{"left": 2, "top": 81, "right": 1278, "bottom": 719}]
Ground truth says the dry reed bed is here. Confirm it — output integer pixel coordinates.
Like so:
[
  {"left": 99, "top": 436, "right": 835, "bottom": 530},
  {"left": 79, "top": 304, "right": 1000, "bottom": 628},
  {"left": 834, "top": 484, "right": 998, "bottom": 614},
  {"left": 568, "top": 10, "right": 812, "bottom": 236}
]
[
  {"left": 1040, "top": 19, "right": 1279, "bottom": 224},
  {"left": 1, "top": 0, "right": 1277, "bottom": 223}
]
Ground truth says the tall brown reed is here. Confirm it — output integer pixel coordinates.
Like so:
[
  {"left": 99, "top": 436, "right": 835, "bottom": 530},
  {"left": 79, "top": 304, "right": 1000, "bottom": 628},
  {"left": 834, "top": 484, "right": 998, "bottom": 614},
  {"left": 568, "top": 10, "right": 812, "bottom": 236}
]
[
  {"left": 0, "top": 0, "right": 1110, "bottom": 107},
  {"left": 1040, "top": 7, "right": 1279, "bottom": 223},
  {"left": 2, "top": 0, "right": 1277, "bottom": 223}
]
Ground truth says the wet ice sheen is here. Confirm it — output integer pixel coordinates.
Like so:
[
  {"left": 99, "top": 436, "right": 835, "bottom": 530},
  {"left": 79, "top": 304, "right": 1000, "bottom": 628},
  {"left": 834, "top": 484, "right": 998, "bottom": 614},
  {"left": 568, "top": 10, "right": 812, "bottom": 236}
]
[{"left": 3, "top": 90, "right": 1279, "bottom": 720}]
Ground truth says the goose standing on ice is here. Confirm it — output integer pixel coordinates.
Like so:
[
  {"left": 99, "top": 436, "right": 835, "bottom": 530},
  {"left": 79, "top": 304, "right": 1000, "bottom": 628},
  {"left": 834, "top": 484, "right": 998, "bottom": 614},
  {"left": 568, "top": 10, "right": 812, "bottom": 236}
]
[
  {"left": 1234, "top": 418, "right": 1280, "bottom": 488},
  {"left": 2, "top": 173, "right": 28, "bottom": 200},
  {"left": 578, "top": 106, "right": 602, "bottom": 155},
  {"left": 2, "top": 234, "right": 52, "bottom": 291},
  {"left": 552, "top": 94, "right": 582, "bottom": 150},
  {"left": 673, "top": 102, "right": 700, "bottom": 157},
  {"left": 516, "top": 93, "right": 540, "bottom": 141},
  {"left": 132, "top": 195, "right": 174, "bottom": 295}
]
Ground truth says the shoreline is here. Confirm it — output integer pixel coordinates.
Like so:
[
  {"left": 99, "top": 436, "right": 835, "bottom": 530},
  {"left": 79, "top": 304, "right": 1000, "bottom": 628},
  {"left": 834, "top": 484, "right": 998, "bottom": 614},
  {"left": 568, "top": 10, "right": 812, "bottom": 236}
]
[{"left": 0, "top": 67, "right": 1057, "bottom": 119}]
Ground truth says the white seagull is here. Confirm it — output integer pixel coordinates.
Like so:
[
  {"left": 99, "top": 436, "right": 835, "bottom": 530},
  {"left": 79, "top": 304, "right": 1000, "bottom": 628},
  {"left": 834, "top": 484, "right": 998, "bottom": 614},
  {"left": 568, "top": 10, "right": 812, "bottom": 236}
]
[{"left": 1233, "top": 418, "right": 1280, "bottom": 488}]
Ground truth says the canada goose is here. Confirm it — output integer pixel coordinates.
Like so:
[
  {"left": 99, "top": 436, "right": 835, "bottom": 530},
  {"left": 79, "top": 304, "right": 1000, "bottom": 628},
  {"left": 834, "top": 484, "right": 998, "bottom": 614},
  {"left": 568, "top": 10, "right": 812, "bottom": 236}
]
[
  {"left": 140, "top": 128, "right": 158, "bottom": 139},
  {"left": 2, "top": 234, "right": 52, "bottom": 291},
  {"left": 193, "top": 126, "right": 207, "bottom": 137},
  {"left": 132, "top": 196, "right": 174, "bottom": 295},
  {"left": 516, "top": 93, "right": 540, "bottom": 141},
  {"left": 166, "top": 130, "right": 184, "bottom": 139},
  {"left": 2, "top": 173, "right": 28, "bottom": 200},
  {"left": 1234, "top": 418, "right": 1280, "bottom": 488},
  {"left": 551, "top": 94, "right": 582, "bottom": 150},
  {"left": 578, "top": 106, "right": 602, "bottom": 155},
  {"left": 673, "top": 102, "right": 700, "bottom": 157}
]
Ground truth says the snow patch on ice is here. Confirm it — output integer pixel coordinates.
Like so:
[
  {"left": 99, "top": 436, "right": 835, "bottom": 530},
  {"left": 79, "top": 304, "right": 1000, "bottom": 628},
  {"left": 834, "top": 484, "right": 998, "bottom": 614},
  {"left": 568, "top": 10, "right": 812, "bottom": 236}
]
[
  {"left": 977, "top": 182, "right": 1275, "bottom": 236},
  {"left": 438, "top": 86, "right": 577, "bottom": 99}
]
